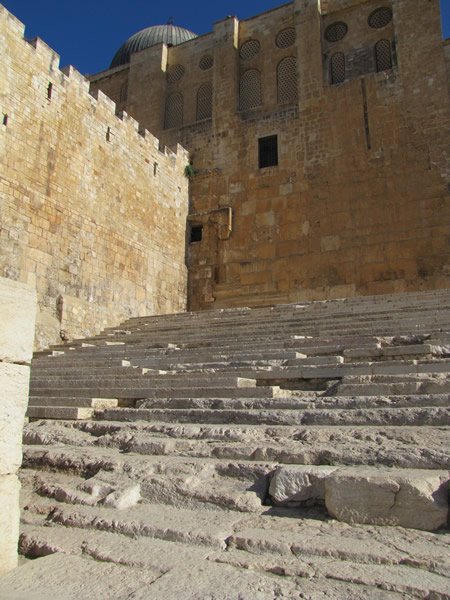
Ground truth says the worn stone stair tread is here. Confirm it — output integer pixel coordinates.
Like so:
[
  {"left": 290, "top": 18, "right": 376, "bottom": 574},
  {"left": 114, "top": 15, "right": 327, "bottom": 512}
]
[
  {"left": 15, "top": 510, "right": 449, "bottom": 600},
  {"left": 101, "top": 405, "right": 449, "bottom": 426},
  {"left": 21, "top": 419, "right": 450, "bottom": 469}
]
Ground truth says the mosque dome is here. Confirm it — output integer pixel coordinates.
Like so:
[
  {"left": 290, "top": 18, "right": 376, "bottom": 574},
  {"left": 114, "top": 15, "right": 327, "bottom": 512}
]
[{"left": 110, "top": 24, "right": 198, "bottom": 68}]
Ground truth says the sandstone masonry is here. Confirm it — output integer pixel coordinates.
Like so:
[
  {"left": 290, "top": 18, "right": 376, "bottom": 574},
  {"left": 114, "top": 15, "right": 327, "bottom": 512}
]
[
  {"left": 0, "top": 5, "right": 190, "bottom": 349},
  {"left": 91, "top": 0, "right": 450, "bottom": 310}
]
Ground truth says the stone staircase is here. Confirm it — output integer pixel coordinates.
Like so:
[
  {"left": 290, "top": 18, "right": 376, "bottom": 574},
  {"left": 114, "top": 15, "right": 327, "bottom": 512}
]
[{"left": 8, "top": 290, "right": 450, "bottom": 599}]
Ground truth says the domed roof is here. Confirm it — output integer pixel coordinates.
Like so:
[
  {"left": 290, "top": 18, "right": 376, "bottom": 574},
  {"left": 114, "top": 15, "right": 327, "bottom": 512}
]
[{"left": 110, "top": 24, "right": 198, "bottom": 68}]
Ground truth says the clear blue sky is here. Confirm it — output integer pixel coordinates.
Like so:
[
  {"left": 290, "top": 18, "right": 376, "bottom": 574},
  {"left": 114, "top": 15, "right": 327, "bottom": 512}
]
[{"left": 4, "top": 0, "right": 450, "bottom": 76}]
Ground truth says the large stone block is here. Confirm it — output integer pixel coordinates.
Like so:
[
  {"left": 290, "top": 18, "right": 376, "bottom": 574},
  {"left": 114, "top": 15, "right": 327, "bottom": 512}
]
[
  {"left": 0, "top": 474, "right": 20, "bottom": 575},
  {"left": 0, "top": 278, "right": 36, "bottom": 363},
  {"left": 325, "top": 468, "right": 449, "bottom": 531},
  {"left": 268, "top": 465, "right": 449, "bottom": 531},
  {"left": 0, "top": 362, "right": 30, "bottom": 474},
  {"left": 269, "top": 465, "right": 337, "bottom": 504}
]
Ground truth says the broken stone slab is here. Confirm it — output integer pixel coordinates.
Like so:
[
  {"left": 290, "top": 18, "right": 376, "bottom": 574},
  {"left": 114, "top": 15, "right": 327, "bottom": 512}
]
[
  {"left": 0, "top": 475, "right": 20, "bottom": 575},
  {"left": 0, "top": 362, "right": 30, "bottom": 474},
  {"left": 269, "top": 465, "right": 449, "bottom": 531},
  {"left": 325, "top": 468, "right": 449, "bottom": 531},
  {"left": 0, "top": 278, "right": 37, "bottom": 364}
]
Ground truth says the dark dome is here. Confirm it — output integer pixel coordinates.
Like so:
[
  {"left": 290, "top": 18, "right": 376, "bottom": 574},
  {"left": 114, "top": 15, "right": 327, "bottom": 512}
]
[{"left": 110, "top": 25, "right": 198, "bottom": 68}]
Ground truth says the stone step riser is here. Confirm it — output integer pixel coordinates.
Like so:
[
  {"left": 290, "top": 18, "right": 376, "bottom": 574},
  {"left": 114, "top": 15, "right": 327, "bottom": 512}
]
[{"left": 335, "top": 382, "right": 450, "bottom": 396}]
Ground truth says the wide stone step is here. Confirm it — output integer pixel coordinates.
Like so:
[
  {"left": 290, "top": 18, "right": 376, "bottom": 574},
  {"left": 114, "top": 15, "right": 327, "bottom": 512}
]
[
  {"left": 335, "top": 380, "right": 450, "bottom": 396},
  {"left": 133, "top": 393, "right": 450, "bottom": 410},
  {"left": 14, "top": 509, "right": 450, "bottom": 599},
  {"left": 21, "top": 448, "right": 269, "bottom": 512},
  {"left": 30, "top": 376, "right": 258, "bottom": 390},
  {"left": 21, "top": 444, "right": 449, "bottom": 532},
  {"left": 22, "top": 419, "right": 450, "bottom": 470},
  {"left": 101, "top": 405, "right": 449, "bottom": 426},
  {"left": 28, "top": 385, "right": 282, "bottom": 399}
]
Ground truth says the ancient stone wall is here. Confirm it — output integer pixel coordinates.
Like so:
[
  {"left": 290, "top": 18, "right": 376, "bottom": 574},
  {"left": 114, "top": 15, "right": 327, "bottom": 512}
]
[
  {"left": 0, "top": 277, "right": 36, "bottom": 574},
  {"left": 0, "top": 5, "right": 190, "bottom": 349},
  {"left": 93, "top": 0, "right": 450, "bottom": 310}
]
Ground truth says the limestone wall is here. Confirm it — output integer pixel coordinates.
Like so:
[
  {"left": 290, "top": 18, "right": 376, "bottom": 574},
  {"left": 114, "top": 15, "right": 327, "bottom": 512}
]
[
  {"left": 93, "top": 0, "right": 450, "bottom": 310},
  {"left": 0, "top": 5, "right": 190, "bottom": 349},
  {"left": 0, "top": 277, "right": 36, "bottom": 574}
]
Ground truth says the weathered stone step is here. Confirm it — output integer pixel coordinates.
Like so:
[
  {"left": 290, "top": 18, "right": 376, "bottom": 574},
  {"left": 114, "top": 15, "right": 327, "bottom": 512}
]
[
  {"left": 22, "top": 419, "right": 450, "bottom": 470},
  {"left": 133, "top": 393, "right": 450, "bottom": 410},
  {"left": 102, "top": 405, "right": 449, "bottom": 426},
  {"left": 14, "top": 513, "right": 450, "bottom": 599},
  {"left": 27, "top": 406, "right": 95, "bottom": 420},
  {"left": 21, "top": 448, "right": 270, "bottom": 512},
  {"left": 335, "top": 379, "right": 450, "bottom": 396},
  {"left": 21, "top": 445, "right": 449, "bottom": 532},
  {"left": 28, "top": 385, "right": 283, "bottom": 399},
  {"left": 24, "top": 497, "right": 239, "bottom": 549}
]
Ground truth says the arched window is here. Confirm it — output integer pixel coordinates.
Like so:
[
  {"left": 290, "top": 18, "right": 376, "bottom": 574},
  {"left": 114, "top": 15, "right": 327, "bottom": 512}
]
[
  {"left": 164, "top": 93, "right": 183, "bottom": 129},
  {"left": 196, "top": 82, "right": 213, "bottom": 121},
  {"left": 119, "top": 81, "right": 128, "bottom": 102},
  {"left": 375, "top": 39, "right": 392, "bottom": 72},
  {"left": 277, "top": 57, "right": 297, "bottom": 103},
  {"left": 239, "top": 69, "right": 261, "bottom": 111},
  {"left": 330, "top": 52, "right": 345, "bottom": 84}
]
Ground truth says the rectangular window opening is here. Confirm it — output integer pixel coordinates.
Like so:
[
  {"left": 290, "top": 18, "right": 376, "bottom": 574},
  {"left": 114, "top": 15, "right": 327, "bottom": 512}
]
[
  {"left": 258, "top": 135, "right": 278, "bottom": 169},
  {"left": 106, "top": 126, "right": 111, "bottom": 142},
  {"left": 47, "top": 82, "right": 53, "bottom": 100},
  {"left": 153, "top": 162, "right": 158, "bottom": 176},
  {"left": 2, "top": 114, "right": 8, "bottom": 126},
  {"left": 190, "top": 224, "right": 203, "bottom": 243}
]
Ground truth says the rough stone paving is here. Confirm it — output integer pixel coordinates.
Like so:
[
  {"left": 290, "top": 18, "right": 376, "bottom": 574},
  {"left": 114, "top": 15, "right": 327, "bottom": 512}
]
[{"left": 1, "top": 290, "right": 449, "bottom": 599}]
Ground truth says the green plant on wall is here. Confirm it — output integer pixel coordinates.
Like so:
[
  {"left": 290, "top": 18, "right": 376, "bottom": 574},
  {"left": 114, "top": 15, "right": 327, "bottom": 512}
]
[{"left": 184, "top": 162, "right": 197, "bottom": 177}]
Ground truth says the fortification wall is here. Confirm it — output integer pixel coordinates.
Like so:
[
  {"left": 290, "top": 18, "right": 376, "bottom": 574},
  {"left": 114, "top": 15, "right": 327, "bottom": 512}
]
[
  {"left": 0, "top": 5, "right": 190, "bottom": 348},
  {"left": 94, "top": 0, "right": 449, "bottom": 310}
]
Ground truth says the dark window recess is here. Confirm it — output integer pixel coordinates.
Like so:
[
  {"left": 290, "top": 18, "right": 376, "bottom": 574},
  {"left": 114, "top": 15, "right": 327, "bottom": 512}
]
[
  {"left": 259, "top": 135, "right": 278, "bottom": 168},
  {"left": 47, "top": 82, "right": 53, "bottom": 100},
  {"left": 375, "top": 39, "right": 392, "bottom": 72},
  {"left": 3, "top": 114, "right": 8, "bottom": 126},
  {"left": 190, "top": 225, "right": 203, "bottom": 243}
]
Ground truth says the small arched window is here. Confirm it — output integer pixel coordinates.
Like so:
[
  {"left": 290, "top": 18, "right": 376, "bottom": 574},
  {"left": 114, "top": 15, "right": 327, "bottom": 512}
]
[
  {"left": 277, "top": 57, "right": 297, "bottom": 103},
  {"left": 330, "top": 53, "right": 345, "bottom": 84},
  {"left": 197, "top": 82, "right": 213, "bottom": 121},
  {"left": 239, "top": 69, "right": 262, "bottom": 111},
  {"left": 375, "top": 39, "right": 392, "bottom": 72},
  {"left": 120, "top": 81, "right": 128, "bottom": 102},
  {"left": 164, "top": 93, "right": 183, "bottom": 129}
]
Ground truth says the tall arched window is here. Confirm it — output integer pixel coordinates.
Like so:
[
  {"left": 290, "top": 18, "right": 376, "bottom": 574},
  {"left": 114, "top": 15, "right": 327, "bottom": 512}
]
[
  {"left": 164, "top": 93, "right": 183, "bottom": 129},
  {"left": 196, "top": 82, "right": 213, "bottom": 121},
  {"left": 277, "top": 57, "right": 297, "bottom": 103},
  {"left": 119, "top": 81, "right": 128, "bottom": 102},
  {"left": 330, "top": 53, "right": 345, "bottom": 85},
  {"left": 239, "top": 69, "right": 262, "bottom": 111},
  {"left": 375, "top": 39, "right": 392, "bottom": 72}
]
